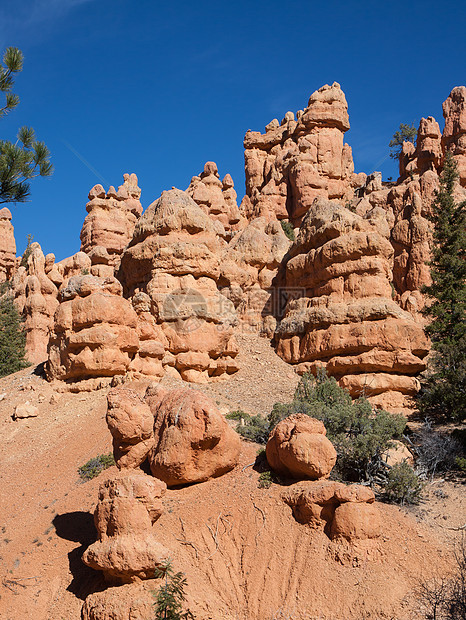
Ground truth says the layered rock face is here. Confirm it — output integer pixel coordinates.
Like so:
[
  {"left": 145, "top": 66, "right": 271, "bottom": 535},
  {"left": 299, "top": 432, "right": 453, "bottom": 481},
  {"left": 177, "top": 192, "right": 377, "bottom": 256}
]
[
  {"left": 387, "top": 86, "right": 466, "bottom": 308},
  {"left": 219, "top": 217, "right": 291, "bottom": 334},
  {"left": 0, "top": 208, "right": 16, "bottom": 283},
  {"left": 47, "top": 275, "right": 139, "bottom": 388},
  {"left": 12, "top": 243, "right": 59, "bottom": 364},
  {"left": 242, "top": 82, "right": 362, "bottom": 226},
  {"left": 442, "top": 85, "right": 466, "bottom": 186},
  {"left": 80, "top": 173, "right": 143, "bottom": 266},
  {"left": 119, "top": 188, "right": 239, "bottom": 383},
  {"left": 186, "top": 161, "right": 244, "bottom": 239},
  {"left": 82, "top": 471, "right": 169, "bottom": 583},
  {"left": 275, "top": 198, "right": 430, "bottom": 410},
  {"left": 106, "top": 385, "right": 241, "bottom": 487}
]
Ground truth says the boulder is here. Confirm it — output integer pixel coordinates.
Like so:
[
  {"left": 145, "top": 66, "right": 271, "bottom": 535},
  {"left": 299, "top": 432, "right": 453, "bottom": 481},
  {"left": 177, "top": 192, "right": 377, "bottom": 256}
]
[
  {"left": 266, "top": 414, "right": 337, "bottom": 480},
  {"left": 13, "top": 402, "right": 39, "bottom": 419},
  {"left": 147, "top": 386, "right": 241, "bottom": 486},
  {"left": 283, "top": 480, "right": 380, "bottom": 541},
  {"left": 330, "top": 502, "right": 381, "bottom": 541},
  {"left": 106, "top": 388, "right": 155, "bottom": 469},
  {"left": 82, "top": 471, "right": 169, "bottom": 583}
]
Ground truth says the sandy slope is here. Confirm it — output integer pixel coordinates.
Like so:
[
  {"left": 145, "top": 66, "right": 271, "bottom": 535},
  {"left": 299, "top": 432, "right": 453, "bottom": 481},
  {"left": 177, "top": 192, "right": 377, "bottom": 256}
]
[{"left": 0, "top": 334, "right": 464, "bottom": 619}]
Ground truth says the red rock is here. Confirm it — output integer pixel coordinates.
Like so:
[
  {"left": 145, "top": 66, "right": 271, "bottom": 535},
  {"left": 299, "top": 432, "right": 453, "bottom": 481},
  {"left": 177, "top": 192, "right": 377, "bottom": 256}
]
[
  {"left": 0, "top": 208, "right": 16, "bottom": 283},
  {"left": 80, "top": 173, "right": 143, "bottom": 264},
  {"left": 106, "top": 388, "right": 155, "bottom": 469},
  {"left": 13, "top": 243, "right": 59, "bottom": 364},
  {"left": 186, "top": 162, "right": 244, "bottom": 240},
  {"left": 147, "top": 386, "right": 241, "bottom": 486},
  {"left": 275, "top": 198, "right": 429, "bottom": 410},
  {"left": 119, "top": 189, "right": 239, "bottom": 382},
  {"left": 82, "top": 471, "right": 169, "bottom": 583},
  {"left": 442, "top": 86, "right": 466, "bottom": 186},
  {"left": 82, "top": 583, "right": 154, "bottom": 620},
  {"left": 13, "top": 402, "right": 39, "bottom": 419},
  {"left": 330, "top": 502, "right": 381, "bottom": 540},
  {"left": 47, "top": 275, "right": 139, "bottom": 387},
  {"left": 243, "top": 83, "right": 357, "bottom": 225},
  {"left": 266, "top": 414, "right": 337, "bottom": 480},
  {"left": 283, "top": 480, "right": 379, "bottom": 541}
]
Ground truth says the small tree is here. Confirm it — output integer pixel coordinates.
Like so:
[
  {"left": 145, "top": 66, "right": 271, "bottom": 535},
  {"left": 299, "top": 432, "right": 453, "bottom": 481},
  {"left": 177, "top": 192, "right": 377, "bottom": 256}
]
[
  {"left": 1, "top": 47, "right": 52, "bottom": 204},
  {"left": 153, "top": 559, "right": 194, "bottom": 620},
  {"left": 417, "top": 152, "right": 466, "bottom": 422},
  {"left": 389, "top": 122, "right": 417, "bottom": 160},
  {"left": 20, "top": 233, "right": 34, "bottom": 268},
  {"left": 0, "top": 294, "right": 28, "bottom": 376}
]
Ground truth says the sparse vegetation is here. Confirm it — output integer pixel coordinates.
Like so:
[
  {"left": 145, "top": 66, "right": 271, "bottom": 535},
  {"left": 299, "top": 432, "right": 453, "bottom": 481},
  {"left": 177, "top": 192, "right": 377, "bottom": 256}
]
[
  {"left": 232, "top": 369, "right": 406, "bottom": 485},
  {"left": 78, "top": 453, "right": 115, "bottom": 481},
  {"left": 153, "top": 559, "right": 194, "bottom": 619},
  {"left": 416, "top": 537, "right": 466, "bottom": 619},
  {"left": 389, "top": 122, "right": 417, "bottom": 159},
  {"left": 0, "top": 294, "right": 29, "bottom": 377},
  {"left": 20, "top": 233, "right": 34, "bottom": 268},
  {"left": 258, "top": 470, "right": 273, "bottom": 489},
  {"left": 280, "top": 220, "right": 295, "bottom": 241},
  {"left": 410, "top": 421, "right": 464, "bottom": 479},
  {"left": 383, "top": 462, "right": 424, "bottom": 505}
]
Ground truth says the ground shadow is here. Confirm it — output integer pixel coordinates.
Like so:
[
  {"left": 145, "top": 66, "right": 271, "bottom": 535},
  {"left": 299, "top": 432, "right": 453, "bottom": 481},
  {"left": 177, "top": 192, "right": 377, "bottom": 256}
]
[
  {"left": 53, "top": 511, "right": 106, "bottom": 600},
  {"left": 32, "top": 361, "right": 46, "bottom": 378}
]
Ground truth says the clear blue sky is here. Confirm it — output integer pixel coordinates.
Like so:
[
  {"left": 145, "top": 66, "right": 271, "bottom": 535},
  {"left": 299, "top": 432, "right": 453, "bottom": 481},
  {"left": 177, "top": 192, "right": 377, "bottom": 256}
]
[{"left": 1, "top": 0, "right": 465, "bottom": 260}]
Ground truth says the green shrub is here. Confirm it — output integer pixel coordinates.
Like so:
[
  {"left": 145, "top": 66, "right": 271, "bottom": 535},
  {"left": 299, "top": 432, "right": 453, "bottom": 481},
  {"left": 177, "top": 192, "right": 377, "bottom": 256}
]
[
  {"left": 389, "top": 122, "right": 417, "bottom": 159},
  {"left": 270, "top": 370, "right": 406, "bottom": 482},
  {"left": 225, "top": 410, "right": 249, "bottom": 421},
  {"left": 258, "top": 470, "right": 273, "bottom": 489},
  {"left": 20, "top": 233, "right": 33, "bottom": 268},
  {"left": 232, "top": 370, "right": 407, "bottom": 484},
  {"left": 153, "top": 559, "right": 194, "bottom": 619},
  {"left": 78, "top": 453, "right": 115, "bottom": 481},
  {"left": 383, "top": 462, "right": 424, "bottom": 505},
  {"left": 234, "top": 412, "right": 270, "bottom": 445},
  {"left": 280, "top": 220, "right": 295, "bottom": 241},
  {"left": 0, "top": 294, "right": 29, "bottom": 377}
]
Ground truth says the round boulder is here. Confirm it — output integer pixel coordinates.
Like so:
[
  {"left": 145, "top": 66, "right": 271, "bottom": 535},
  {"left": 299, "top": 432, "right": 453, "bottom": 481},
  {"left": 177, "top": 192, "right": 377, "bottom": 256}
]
[{"left": 266, "top": 414, "right": 337, "bottom": 480}]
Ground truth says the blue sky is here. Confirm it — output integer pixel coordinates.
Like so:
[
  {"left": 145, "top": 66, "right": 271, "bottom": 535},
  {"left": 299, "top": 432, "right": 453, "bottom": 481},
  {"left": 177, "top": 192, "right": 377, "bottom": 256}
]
[{"left": 1, "top": 0, "right": 465, "bottom": 260}]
